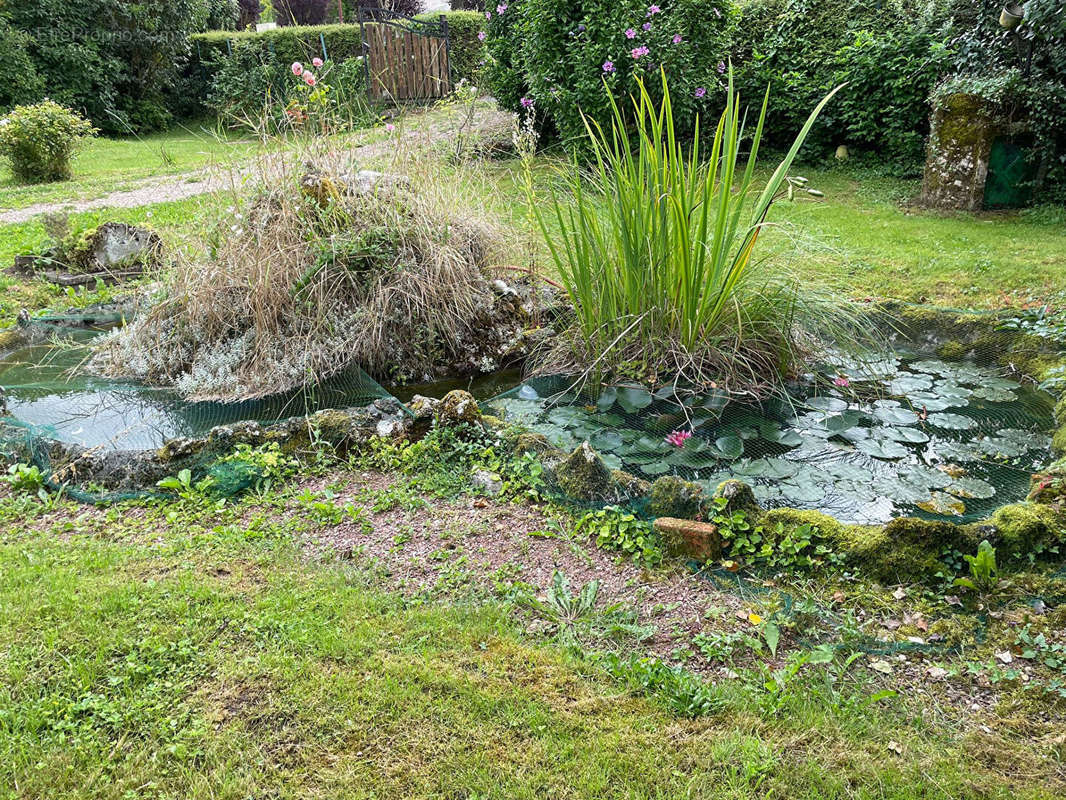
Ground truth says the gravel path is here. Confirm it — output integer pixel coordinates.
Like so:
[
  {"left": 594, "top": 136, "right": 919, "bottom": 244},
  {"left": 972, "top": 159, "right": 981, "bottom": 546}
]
[{"left": 0, "top": 106, "right": 514, "bottom": 225}]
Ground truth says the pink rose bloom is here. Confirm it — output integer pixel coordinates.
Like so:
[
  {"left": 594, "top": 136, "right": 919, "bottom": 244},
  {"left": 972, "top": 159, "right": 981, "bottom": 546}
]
[
  {"left": 665, "top": 429, "right": 693, "bottom": 448},
  {"left": 291, "top": 62, "right": 303, "bottom": 76},
  {"left": 303, "top": 71, "right": 316, "bottom": 86},
  {"left": 312, "top": 57, "right": 323, "bottom": 68}
]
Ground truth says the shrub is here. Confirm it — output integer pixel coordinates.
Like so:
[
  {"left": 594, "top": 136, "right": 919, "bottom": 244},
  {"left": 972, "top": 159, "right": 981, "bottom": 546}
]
[
  {"left": 533, "top": 73, "right": 867, "bottom": 394},
  {"left": 2, "top": 0, "right": 225, "bottom": 132},
  {"left": 0, "top": 20, "right": 43, "bottom": 113},
  {"left": 0, "top": 100, "right": 96, "bottom": 184},
  {"left": 486, "top": 0, "right": 737, "bottom": 148}
]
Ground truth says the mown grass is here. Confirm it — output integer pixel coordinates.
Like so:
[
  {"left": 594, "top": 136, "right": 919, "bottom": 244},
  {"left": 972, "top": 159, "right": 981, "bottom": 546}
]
[
  {"left": 0, "top": 488, "right": 1062, "bottom": 800},
  {"left": 0, "top": 122, "right": 254, "bottom": 211}
]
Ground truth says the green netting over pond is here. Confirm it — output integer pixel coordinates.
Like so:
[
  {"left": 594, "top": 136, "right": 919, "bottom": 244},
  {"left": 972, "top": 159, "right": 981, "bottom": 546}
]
[
  {"left": 0, "top": 322, "right": 399, "bottom": 453},
  {"left": 485, "top": 351, "right": 1056, "bottom": 525}
]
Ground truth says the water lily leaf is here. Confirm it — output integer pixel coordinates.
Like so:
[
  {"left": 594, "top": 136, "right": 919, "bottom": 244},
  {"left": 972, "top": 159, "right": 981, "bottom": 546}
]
[
  {"left": 836, "top": 426, "right": 870, "bottom": 443},
  {"left": 873, "top": 474, "right": 932, "bottom": 505},
  {"left": 760, "top": 425, "right": 804, "bottom": 447},
  {"left": 601, "top": 453, "right": 623, "bottom": 471},
  {"left": 971, "top": 385, "right": 1015, "bottom": 402},
  {"left": 617, "top": 387, "right": 653, "bottom": 413},
  {"left": 715, "top": 435, "right": 744, "bottom": 460},
  {"left": 589, "top": 431, "right": 623, "bottom": 451},
  {"left": 736, "top": 457, "right": 799, "bottom": 479},
  {"left": 905, "top": 391, "right": 955, "bottom": 412},
  {"left": 856, "top": 439, "right": 909, "bottom": 460},
  {"left": 874, "top": 406, "right": 920, "bottom": 426},
  {"left": 947, "top": 477, "right": 996, "bottom": 500},
  {"left": 933, "top": 381, "right": 974, "bottom": 401},
  {"left": 885, "top": 374, "right": 934, "bottom": 395},
  {"left": 641, "top": 461, "right": 671, "bottom": 476},
  {"left": 807, "top": 396, "right": 849, "bottom": 413},
  {"left": 881, "top": 426, "right": 930, "bottom": 444},
  {"left": 917, "top": 491, "right": 966, "bottom": 517},
  {"left": 910, "top": 359, "right": 953, "bottom": 376},
  {"left": 933, "top": 441, "right": 982, "bottom": 463},
  {"left": 928, "top": 412, "right": 976, "bottom": 431},
  {"left": 996, "top": 428, "right": 1052, "bottom": 451},
  {"left": 822, "top": 410, "right": 868, "bottom": 433},
  {"left": 974, "top": 437, "right": 1026, "bottom": 459},
  {"left": 780, "top": 479, "right": 826, "bottom": 504},
  {"left": 518, "top": 384, "right": 540, "bottom": 400}
]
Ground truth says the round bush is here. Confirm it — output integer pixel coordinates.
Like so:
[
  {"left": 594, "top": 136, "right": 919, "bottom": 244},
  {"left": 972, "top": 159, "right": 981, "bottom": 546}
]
[
  {"left": 0, "top": 101, "right": 96, "bottom": 184},
  {"left": 486, "top": 0, "right": 737, "bottom": 149}
]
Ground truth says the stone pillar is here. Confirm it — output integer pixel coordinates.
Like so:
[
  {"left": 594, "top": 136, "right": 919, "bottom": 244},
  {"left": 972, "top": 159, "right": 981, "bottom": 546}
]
[{"left": 919, "top": 93, "right": 1003, "bottom": 212}]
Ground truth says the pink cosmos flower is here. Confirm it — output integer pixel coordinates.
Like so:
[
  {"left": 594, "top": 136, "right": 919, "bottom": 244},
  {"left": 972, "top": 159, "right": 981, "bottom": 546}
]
[
  {"left": 625, "top": 27, "right": 637, "bottom": 38},
  {"left": 631, "top": 45, "right": 649, "bottom": 59},
  {"left": 672, "top": 34, "right": 683, "bottom": 44},
  {"left": 833, "top": 376, "right": 850, "bottom": 388},
  {"left": 665, "top": 429, "right": 693, "bottom": 448},
  {"left": 291, "top": 62, "right": 304, "bottom": 76},
  {"left": 303, "top": 71, "right": 316, "bottom": 86},
  {"left": 312, "top": 57, "right": 323, "bottom": 67},
  {"left": 694, "top": 86, "right": 706, "bottom": 98},
  {"left": 602, "top": 60, "right": 615, "bottom": 73},
  {"left": 520, "top": 96, "right": 534, "bottom": 109},
  {"left": 478, "top": 30, "right": 487, "bottom": 41}
]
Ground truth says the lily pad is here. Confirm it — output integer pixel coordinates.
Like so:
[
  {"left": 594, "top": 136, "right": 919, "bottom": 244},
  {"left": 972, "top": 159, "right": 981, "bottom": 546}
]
[
  {"left": 881, "top": 426, "right": 930, "bottom": 444},
  {"left": 715, "top": 435, "right": 745, "bottom": 460},
  {"left": 874, "top": 406, "right": 919, "bottom": 426},
  {"left": 589, "top": 431, "right": 624, "bottom": 451},
  {"left": 617, "top": 386, "right": 654, "bottom": 413},
  {"left": 807, "top": 396, "right": 849, "bottom": 413},
  {"left": 927, "top": 412, "right": 976, "bottom": 431},
  {"left": 947, "top": 477, "right": 996, "bottom": 500},
  {"left": 855, "top": 439, "right": 909, "bottom": 460},
  {"left": 917, "top": 491, "right": 966, "bottom": 517}
]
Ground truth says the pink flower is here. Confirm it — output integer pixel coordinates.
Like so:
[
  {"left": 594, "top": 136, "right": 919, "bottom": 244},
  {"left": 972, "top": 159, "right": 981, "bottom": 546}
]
[
  {"left": 520, "top": 96, "right": 534, "bottom": 109},
  {"left": 717, "top": 60, "right": 726, "bottom": 73},
  {"left": 485, "top": 11, "right": 491, "bottom": 18},
  {"left": 694, "top": 86, "right": 706, "bottom": 98},
  {"left": 631, "top": 45, "right": 649, "bottom": 59},
  {"left": 478, "top": 30, "right": 487, "bottom": 41},
  {"left": 642, "top": 21, "right": 652, "bottom": 31},
  {"left": 291, "top": 62, "right": 304, "bottom": 76},
  {"left": 665, "top": 429, "right": 693, "bottom": 448},
  {"left": 385, "top": 123, "right": 395, "bottom": 132},
  {"left": 303, "top": 71, "right": 316, "bottom": 86},
  {"left": 833, "top": 376, "right": 850, "bottom": 388},
  {"left": 312, "top": 57, "right": 323, "bottom": 68},
  {"left": 672, "top": 34, "right": 683, "bottom": 44},
  {"left": 647, "top": 4, "right": 661, "bottom": 13},
  {"left": 496, "top": 3, "right": 507, "bottom": 13},
  {"left": 625, "top": 27, "right": 637, "bottom": 38},
  {"left": 602, "top": 60, "right": 615, "bottom": 73}
]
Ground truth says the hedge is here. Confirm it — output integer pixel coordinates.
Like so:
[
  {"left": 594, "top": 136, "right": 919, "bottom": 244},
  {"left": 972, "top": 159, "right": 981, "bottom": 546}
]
[{"left": 186, "top": 11, "right": 486, "bottom": 113}]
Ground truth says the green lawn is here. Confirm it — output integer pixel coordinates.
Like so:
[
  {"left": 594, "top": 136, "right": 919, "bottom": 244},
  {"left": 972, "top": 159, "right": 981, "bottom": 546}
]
[
  {"left": 2, "top": 486, "right": 1060, "bottom": 800},
  {"left": 0, "top": 123, "right": 254, "bottom": 211}
]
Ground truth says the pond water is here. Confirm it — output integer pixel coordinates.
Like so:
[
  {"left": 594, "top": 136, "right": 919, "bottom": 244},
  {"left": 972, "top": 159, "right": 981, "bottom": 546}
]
[
  {"left": 485, "top": 355, "right": 1055, "bottom": 524},
  {"left": 0, "top": 329, "right": 394, "bottom": 452},
  {"left": 1, "top": 326, "right": 1055, "bottom": 524}
]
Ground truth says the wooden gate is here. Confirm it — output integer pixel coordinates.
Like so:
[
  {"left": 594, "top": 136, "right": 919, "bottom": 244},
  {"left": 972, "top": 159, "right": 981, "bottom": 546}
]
[{"left": 358, "top": 10, "right": 452, "bottom": 102}]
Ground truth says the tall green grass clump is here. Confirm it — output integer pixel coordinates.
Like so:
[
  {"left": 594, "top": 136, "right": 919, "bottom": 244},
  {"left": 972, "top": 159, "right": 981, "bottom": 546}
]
[{"left": 535, "top": 71, "right": 867, "bottom": 396}]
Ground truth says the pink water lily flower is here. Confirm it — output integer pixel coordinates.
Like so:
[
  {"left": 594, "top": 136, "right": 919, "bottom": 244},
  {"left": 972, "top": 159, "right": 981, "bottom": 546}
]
[
  {"left": 833, "top": 375, "right": 850, "bottom": 388},
  {"left": 665, "top": 429, "right": 693, "bottom": 448},
  {"left": 312, "top": 57, "right": 323, "bottom": 67},
  {"left": 291, "top": 62, "right": 304, "bottom": 76}
]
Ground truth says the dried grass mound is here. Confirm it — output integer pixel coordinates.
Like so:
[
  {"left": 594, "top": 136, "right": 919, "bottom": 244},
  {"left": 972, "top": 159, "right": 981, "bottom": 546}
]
[{"left": 92, "top": 163, "right": 521, "bottom": 401}]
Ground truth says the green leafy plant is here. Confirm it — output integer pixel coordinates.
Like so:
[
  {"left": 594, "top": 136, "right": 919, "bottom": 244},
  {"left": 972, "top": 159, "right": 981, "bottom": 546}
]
[
  {"left": 598, "top": 652, "right": 727, "bottom": 718},
  {"left": 711, "top": 498, "right": 839, "bottom": 571},
  {"left": 576, "top": 505, "right": 662, "bottom": 566},
  {"left": 524, "top": 570, "right": 652, "bottom": 648},
  {"left": 535, "top": 71, "right": 864, "bottom": 393},
  {"left": 5, "top": 463, "right": 48, "bottom": 499},
  {"left": 953, "top": 540, "right": 999, "bottom": 595},
  {"left": 156, "top": 468, "right": 215, "bottom": 500},
  {"left": 0, "top": 100, "right": 96, "bottom": 184}
]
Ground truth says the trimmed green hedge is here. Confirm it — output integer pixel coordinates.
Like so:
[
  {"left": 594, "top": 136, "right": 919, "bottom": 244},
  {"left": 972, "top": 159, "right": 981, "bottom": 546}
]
[{"left": 185, "top": 11, "right": 486, "bottom": 114}]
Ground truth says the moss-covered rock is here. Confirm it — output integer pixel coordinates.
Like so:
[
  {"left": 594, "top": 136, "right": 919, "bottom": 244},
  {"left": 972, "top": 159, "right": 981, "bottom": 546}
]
[
  {"left": 513, "top": 432, "right": 556, "bottom": 458},
  {"left": 436, "top": 390, "right": 481, "bottom": 427},
  {"left": 711, "top": 479, "right": 761, "bottom": 518},
  {"left": 554, "top": 441, "right": 615, "bottom": 501},
  {"left": 936, "top": 340, "right": 969, "bottom": 360},
  {"left": 987, "top": 503, "right": 1064, "bottom": 555},
  {"left": 612, "top": 470, "right": 651, "bottom": 499},
  {"left": 647, "top": 475, "right": 706, "bottom": 519},
  {"left": 836, "top": 517, "right": 978, "bottom": 584}
]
